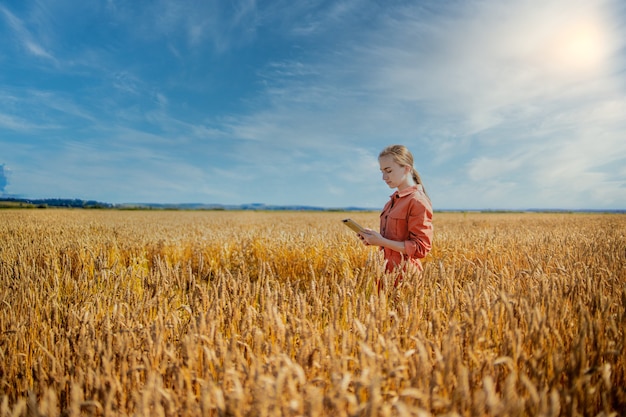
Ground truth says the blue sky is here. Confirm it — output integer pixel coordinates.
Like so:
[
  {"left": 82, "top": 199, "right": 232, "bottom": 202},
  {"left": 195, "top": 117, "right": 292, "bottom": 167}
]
[{"left": 1, "top": 0, "right": 625, "bottom": 210}]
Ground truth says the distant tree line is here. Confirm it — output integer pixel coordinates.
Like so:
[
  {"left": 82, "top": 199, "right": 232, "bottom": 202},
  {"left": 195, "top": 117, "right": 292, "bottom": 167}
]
[{"left": 0, "top": 197, "right": 113, "bottom": 209}]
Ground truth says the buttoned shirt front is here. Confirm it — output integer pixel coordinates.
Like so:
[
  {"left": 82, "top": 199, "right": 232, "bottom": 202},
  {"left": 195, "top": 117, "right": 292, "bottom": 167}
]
[{"left": 379, "top": 184, "right": 433, "bottom": 272}]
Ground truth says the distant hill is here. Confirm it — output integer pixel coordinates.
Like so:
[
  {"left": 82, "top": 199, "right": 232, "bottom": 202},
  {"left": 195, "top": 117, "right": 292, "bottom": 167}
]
[
  {"left": 0, "top": 197, "right": 113, "bottom": 209},
  {"left": 112, "top": 202, "right": 374, "bottom": 211},
  {"left": 0, "top": 197, "right": 373, "bottom": 211}
]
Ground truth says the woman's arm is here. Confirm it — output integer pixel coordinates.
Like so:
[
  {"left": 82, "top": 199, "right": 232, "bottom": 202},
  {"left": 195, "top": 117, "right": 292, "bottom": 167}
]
[
  {"left": 359, "top": 229, "right": 407, "bottom": 254},
  {"left": 406, "top": 201, "right": 433, "bottom": 259}
]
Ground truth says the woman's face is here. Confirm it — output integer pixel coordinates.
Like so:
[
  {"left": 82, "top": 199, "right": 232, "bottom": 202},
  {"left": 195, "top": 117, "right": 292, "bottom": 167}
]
[{"left": 379, "top": 155, "right": 410, "bottom": 189}]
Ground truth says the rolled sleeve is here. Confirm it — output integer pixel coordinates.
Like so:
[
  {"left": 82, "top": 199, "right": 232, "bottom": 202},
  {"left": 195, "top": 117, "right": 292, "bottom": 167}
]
[{"left": 404, "top": 201, "right": 433, "bottom": 260}]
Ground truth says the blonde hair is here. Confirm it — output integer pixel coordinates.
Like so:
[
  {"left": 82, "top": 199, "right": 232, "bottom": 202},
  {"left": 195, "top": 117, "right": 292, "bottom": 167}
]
[{"left": 379, "top": 144, "right": 430, "bottom": 200}]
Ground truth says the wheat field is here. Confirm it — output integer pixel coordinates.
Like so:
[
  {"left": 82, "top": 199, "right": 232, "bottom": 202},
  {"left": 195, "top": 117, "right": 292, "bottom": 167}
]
[{"left": 0, "top": 209, "right": 624, "bottom": 416}]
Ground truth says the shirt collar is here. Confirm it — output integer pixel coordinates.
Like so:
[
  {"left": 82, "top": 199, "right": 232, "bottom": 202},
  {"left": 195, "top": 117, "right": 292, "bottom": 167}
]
[{"left": 391, "top": 184, "right": 422, "bottom": 199}]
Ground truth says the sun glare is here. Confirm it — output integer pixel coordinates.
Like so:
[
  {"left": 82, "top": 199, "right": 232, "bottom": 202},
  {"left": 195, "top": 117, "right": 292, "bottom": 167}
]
[{"left": 546, "top": 18, "right": 610, "bottom": 75}]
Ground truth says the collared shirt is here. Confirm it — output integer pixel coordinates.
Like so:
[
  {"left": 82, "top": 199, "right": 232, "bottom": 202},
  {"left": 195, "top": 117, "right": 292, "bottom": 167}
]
[{"left": 379, "top": 184, "right": 433, "bottom": 272}]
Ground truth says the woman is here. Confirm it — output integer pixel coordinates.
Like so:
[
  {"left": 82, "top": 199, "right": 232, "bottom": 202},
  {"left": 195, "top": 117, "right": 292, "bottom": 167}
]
[{"left": 359, "top": 145, "right": 433, "bottom": 288}]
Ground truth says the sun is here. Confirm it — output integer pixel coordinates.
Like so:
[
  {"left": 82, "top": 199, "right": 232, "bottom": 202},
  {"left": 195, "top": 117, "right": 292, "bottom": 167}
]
[
  {"left": 558, "top": 21, "right": 606, "bottom": 70},
  {"left": 546, "top": 18, "right": 610, "bottom": 75}
]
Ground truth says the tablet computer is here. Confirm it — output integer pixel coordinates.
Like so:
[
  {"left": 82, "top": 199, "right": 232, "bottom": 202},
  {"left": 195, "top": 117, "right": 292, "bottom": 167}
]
[{"left": 342, "top": 218, "right": 366, "bottom": 234}]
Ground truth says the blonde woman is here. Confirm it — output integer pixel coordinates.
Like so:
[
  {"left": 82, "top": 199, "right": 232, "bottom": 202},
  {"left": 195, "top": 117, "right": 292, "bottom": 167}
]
[{"left": 359, "top": 145, "right": 433, "bottom": 289}]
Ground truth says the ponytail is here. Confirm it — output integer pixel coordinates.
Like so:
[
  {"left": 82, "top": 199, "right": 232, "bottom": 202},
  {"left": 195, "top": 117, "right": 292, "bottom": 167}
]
[{"left": 411, "top": 167, "right": 430, "bottom": 201}]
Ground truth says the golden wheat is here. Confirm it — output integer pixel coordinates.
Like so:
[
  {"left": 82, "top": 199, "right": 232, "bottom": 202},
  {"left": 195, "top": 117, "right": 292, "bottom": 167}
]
[{"left": 0, "top": 209, "right": 624, "bottom": 416}]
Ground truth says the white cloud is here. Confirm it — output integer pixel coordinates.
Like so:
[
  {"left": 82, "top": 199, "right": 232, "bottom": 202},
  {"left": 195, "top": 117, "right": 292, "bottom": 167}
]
[
  {"left": 24, "top": 40, "right": 54, "bottom": 60},
  {"left": 0, "top": 113, "right": 35, "bottom": 131},
  {"left": 467, "top": 156, "right": 524, "bottom": 182},
  {"left": 0, "top": 4, "right": 56, "bottom": 62},
  {"left": 356, "top": 0, "right": 623, "bottom": 121}
]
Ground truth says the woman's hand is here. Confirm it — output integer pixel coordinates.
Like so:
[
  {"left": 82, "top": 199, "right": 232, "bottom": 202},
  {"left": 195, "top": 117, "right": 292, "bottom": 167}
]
[
  {"left": 358, "top": 228, "right": 383, "bottom": 246},
  {"left": 359, "top": 228, "right": 407, "bottom": 255}
]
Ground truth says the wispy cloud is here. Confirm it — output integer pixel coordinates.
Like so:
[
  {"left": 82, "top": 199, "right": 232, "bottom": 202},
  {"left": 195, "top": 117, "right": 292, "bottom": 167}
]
[
  {"left": 0, "top": 4, "right": 56, "bottom": 62},
  {"left": 0, "top": 113, "right": 40, "bottom": 131},
  {"left": 102, "top": 0, "right": 261, "bottom": 53}
]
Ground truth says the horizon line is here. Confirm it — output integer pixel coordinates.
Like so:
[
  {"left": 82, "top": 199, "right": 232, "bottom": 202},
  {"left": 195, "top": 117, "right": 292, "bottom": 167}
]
[{"left": 1, "top": 196, "right": 625, "bottom": 213}]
